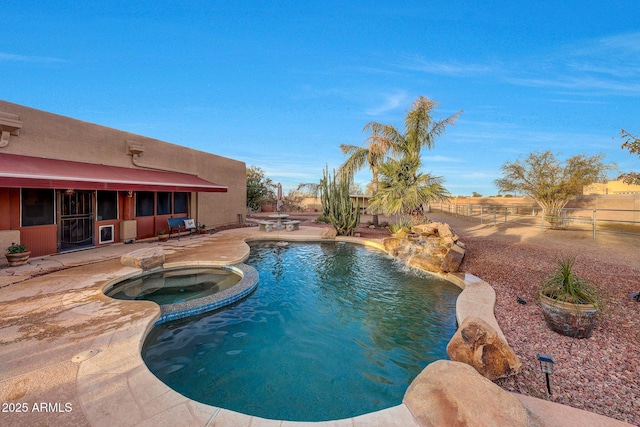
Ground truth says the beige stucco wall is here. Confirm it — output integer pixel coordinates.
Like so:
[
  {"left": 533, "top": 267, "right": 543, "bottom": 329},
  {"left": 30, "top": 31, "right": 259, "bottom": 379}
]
[
  {"left": 0, "top": 100, "right": 246, "bottom": 227},
  {"left": 0, "top": 230, "right": 20, "bottom": 256},
  {"left": 300, "top": 196, "right": 372, "bottom": 213},
  {"left": 584, "top": 180, "right": 640, "bottom": 195}
]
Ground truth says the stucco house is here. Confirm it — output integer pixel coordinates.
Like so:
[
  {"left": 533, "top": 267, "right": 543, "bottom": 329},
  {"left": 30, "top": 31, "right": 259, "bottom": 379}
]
[{"left": 0, "top": 100, "right": 246, "bottom": 258}]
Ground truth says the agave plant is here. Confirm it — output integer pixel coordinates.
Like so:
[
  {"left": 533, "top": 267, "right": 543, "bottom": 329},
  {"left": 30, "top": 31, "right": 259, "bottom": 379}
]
[{"left": 388, "top": 217, "right": 413, "bottom": 234}]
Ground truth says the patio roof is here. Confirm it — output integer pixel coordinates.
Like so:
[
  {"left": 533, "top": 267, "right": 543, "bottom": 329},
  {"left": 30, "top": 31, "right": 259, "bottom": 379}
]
[{"left": 0, "top": 153, "right": 227, "bottom": 193}]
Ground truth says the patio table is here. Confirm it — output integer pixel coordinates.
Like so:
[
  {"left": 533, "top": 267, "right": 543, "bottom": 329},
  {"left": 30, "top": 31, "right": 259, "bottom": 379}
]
[{"left": 268, "top": 214, "right": 289, "bottom": 230}]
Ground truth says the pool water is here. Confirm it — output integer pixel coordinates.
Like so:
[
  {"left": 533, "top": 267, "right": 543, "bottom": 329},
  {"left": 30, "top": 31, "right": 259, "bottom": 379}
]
[
  {"left": 142, "top": 242, "right": 460, "bottom": 421},
  {"left": 106, "top": 267, "right": 241, "bottom": 305}
]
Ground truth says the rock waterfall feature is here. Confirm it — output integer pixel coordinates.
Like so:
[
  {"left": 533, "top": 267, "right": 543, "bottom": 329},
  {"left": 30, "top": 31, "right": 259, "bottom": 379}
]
[{"left": 382, "top": 222, "right": 466, "bottom": 273}]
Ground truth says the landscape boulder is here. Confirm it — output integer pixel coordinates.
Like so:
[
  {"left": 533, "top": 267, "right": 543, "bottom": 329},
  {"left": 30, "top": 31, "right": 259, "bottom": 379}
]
[
  {"left": 320, "top": 228, "right": 337, "bottom": 239},
  {"left": 382, "top": 237, "right": 402, "bottom": 254},
  {"left": 446, "top": 317, "right": 522, "bottom": 380},
  {"left": 120, "top": 247, "right": 165, "bottom": 270},
  {"left": 440, "top": 243, "right": 466, "bottom": 274},
  {"left": 381, "top": 222, "right": 465, "bottom": 273},
  {"left": 403, "top": 360, "right": 531, "bottom": 427}
]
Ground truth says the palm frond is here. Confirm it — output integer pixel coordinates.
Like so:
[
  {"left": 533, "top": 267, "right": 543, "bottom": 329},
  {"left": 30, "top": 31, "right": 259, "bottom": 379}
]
[{"left": 338, "top": 145, "right": 369, "bottom": 177}]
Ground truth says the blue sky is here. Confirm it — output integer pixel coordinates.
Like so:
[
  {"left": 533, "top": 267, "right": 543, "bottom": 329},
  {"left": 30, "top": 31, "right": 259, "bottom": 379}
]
[{"left": 2, "top": 1, "right": 639, "bottom": 195}]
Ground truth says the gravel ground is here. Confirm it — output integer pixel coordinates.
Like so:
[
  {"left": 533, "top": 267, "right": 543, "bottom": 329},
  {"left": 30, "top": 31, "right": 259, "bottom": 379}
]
[
  {"left": 426, "top": 212, "right": 640, "bottom": 426},
  {"left": 252, "top": 212, "right": 640, "bottom": 425}
]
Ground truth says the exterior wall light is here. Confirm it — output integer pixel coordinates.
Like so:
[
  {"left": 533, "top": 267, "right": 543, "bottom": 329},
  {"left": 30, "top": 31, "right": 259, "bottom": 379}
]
[
  {"left": 0, "top": 111, "right": 22, "bottom": 148},
  {"left": 536, "top": 353, "right": 555, "bottom": 395}
]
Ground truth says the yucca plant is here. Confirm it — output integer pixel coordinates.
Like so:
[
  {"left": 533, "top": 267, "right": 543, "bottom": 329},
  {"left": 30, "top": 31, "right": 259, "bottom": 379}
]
[{"left": 539, "top": 255, "right": 604, "bottom": 312}]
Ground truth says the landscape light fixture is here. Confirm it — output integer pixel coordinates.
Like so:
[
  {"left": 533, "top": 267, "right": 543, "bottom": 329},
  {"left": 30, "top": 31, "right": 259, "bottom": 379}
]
[{"left": 536, "top": 353, "right": 555, "bottom": 395}]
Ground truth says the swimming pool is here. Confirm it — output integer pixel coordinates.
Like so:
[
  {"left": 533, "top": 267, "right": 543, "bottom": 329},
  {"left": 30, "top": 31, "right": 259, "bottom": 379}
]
[{"left": 142, "top": 242, "right": 460, "bottom": 422}]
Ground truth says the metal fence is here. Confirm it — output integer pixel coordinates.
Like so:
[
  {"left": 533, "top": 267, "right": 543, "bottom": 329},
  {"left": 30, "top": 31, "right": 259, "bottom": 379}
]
[{"left": 431, "top": 202, "right": 640, "bottom": 240}]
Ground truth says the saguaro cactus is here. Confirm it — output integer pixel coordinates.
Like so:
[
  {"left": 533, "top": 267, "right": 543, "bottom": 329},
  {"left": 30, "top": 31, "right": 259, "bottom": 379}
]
[{"left": 320, "top": 166, "right": 361, "bottom": 236}]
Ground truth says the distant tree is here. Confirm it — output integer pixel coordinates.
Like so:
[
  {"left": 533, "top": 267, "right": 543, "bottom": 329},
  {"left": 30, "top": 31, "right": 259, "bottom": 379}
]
[
  {"left": 369, "top": 155, "right": 450, "bottom": 220},
  {"left": 494, "top": 151, "right": 613, "bottom": 225},
  {"left": 283, "top": 189, "right": 304, "bottom": 212},
  {"left": 349, "top": 182, "right": 364, "bottom": 195},
  {"left": 246, "top": 166, "right": 276, "bottom": 212},
  {"left": 296, "top": 182, "right": 321, "bottom": 198},
  {"left": 619, "top": 129, "right": 640, "bottom": 185},
  {"left": 364, "top": 181, "right": 376, "bottom": 196},
  {"left": 471, "top": 191, "right": 482, "bottom": 197}
]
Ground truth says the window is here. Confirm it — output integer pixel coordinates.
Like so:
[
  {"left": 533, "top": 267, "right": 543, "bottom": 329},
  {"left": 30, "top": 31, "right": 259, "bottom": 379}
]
[
  {"left": 21, "top": 189, "right": 55, "bottom": 226},
  {"left": 174, "top": 192, "right": 188, "bottom": 214},
  {"left": 97, "top": 191, "right": 118, "bottom": 221},
  {"left": 157, "top": 192, "right": 171, "bottom": 215},
  {"left": 135, "top": 192, "right": 154, "bottom": 217}
]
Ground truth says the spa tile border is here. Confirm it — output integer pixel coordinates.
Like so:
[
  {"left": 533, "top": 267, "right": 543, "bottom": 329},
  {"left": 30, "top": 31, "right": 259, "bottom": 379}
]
[{"left": 156, "top": 263, "right": 258, "bottom": 324}]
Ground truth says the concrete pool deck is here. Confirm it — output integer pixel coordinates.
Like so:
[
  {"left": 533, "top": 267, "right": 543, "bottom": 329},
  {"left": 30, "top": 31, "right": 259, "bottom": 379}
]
[{"left": 0, "top": 226, "right": 631, "bottom": 426}]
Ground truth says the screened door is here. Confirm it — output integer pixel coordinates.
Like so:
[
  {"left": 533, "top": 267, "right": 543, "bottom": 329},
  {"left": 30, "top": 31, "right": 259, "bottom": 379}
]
[{"left": 58, "top": 190, "right": 94, "bottom": 251}]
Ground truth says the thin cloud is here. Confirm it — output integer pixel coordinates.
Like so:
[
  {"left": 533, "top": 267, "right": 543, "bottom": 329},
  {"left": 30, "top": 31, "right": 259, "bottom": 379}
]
[
  {"left": 568, "top": 62, "right": 637, "bottom": 79},
  {"left": 0, "top": 52, "right": 65, "bottom": 64},
  {"left": 394, "top": 32, "right": 640, "bottom": 98},
  {"left": 550, "top": 98, "right": 608, "bottom": 105},
  {"left": 507, "top": 75, "right": 640, "bottom": 96},
  {"left": 399, "top": 55, "right": 499, "bottom": 77},
  {"left": 365, "top": 91, "right": 409, "bottom": 116},
  {"left": 423, "top": 155, "right": 465, "bottom": 163},
  {"left": 573, "top": 32, "right": 640, "bottom": 58},
  {"left": 506, "top": 32, "right": 640, "bottom": 96}
]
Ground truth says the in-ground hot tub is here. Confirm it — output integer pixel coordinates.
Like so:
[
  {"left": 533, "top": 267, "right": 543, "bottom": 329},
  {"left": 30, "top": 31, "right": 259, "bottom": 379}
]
[{"left": 103, "top": 264, "right": 258, "bottom": 324}]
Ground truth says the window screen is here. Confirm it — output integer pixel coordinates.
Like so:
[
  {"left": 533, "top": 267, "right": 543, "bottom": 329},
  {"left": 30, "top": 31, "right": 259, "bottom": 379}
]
[
  {"left": 174, "top": 192, "right": 188, "bottom": 214},
  {"left": 135, "top": 192, "right": 154, "bottom": 217},
  {"left": 21, "top": 189, "right": 55, "bottom": 226},
  {"left": 157, "top": 192, "right": 171, "bottom": 215},
  {"left": 97, "top": 191, "right": 118, "bottom": 220}
]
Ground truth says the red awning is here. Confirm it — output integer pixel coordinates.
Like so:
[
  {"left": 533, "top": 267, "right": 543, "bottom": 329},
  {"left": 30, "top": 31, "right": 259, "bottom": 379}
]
[{"left": 0, "top": 154, "right": 227, "bottom": 193}]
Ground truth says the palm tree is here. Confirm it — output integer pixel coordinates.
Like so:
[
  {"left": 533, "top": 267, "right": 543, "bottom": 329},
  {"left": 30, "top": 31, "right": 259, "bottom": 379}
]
[
  {"left": 339, "top": 96, "right": 461, "bottom": 225},
  {"left": 339, "top": 128, "right": 393, "bottom": 226},
  {"left": 368, "top": 155, "right": 450, "bottom": 219},
  {"left": 367, "top": 96, "right": 462, "bottom": 158}
]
